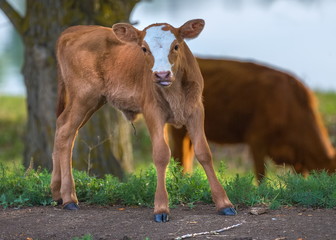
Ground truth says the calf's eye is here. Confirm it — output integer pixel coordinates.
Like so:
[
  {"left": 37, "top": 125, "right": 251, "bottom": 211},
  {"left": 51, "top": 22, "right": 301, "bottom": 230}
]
[
  {"left": 142, "top": 47, "right": 147, "bottom": 53},
  {"left": 174, "top": 45, "right": 179, "bottom": 51}
]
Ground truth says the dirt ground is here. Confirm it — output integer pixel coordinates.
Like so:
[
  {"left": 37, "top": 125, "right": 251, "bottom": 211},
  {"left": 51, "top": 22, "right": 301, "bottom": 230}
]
[{"left": 0, "top": 203, "right": 335, "bottom": 240}]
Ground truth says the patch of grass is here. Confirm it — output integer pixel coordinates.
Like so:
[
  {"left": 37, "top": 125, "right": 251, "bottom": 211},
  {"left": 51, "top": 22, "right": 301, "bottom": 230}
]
[
  {"left": 74, "top": 171, "right": 120, "bottom": 205},
  {"left": 1, "top": 161, "right": 336, "bottom": 210},
  {"left": 0, "top": 96, "right": 26, "bottom": 166},
  {"left": 0, "top": 164, "right": 52, "bottom": 208},
  {"left": 167, "top": 160, "right": 211, "bottom": 206},
  {"left": 315, "top": 91, "right": 336, "bottom": 145},
  {"left": 279, "top": 171, "right": 336, "bottom": 207},
  {"left": 315, "top": 91, "right": 336, "bottom": 117},
  {"left": 115, "top": 166, "right": 156, "bottom": 206},
  {"left": 0, "top": 96, "right": 26, "bottom": 120},
  {"left": 72, "top": 234, "right": 93, "bottom": 240}
]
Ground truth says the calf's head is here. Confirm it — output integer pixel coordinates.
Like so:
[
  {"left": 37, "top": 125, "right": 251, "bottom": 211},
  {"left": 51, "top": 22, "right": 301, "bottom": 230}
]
[{"left": 112, "top": 19, "right": 205, "bottom": 87}]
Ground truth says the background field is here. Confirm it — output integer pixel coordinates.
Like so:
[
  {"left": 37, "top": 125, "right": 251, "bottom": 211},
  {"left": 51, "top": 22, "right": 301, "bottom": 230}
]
[
  {"left": 1, "top": 91, "right": 335, "bottom": 173},
  {"left": 0, "top": 92, "right": 336, "bottom": 170}
]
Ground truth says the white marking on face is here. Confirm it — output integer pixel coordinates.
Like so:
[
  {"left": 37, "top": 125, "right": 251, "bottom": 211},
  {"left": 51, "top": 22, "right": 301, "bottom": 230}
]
[{"left": 144, "top": 25, "right": 176, "bottom": 73}]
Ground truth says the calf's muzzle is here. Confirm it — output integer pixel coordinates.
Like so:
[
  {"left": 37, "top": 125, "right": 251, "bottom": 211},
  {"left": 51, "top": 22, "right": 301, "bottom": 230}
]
[{"left": 154, "top": 71, "right": 172, "bottom": 87}]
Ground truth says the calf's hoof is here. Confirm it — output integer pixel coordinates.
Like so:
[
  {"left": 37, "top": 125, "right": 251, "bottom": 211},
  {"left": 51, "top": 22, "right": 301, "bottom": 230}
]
[
  {"left": 218, "top": 207, "right": 237, "bottom": 216},
  {"left": 55, "top": 199, "right": 63, "bottom": 205},
  {"left": 63, "top": 202, "right": 79, "bottom": 210},
  {"left": 154, "top": 213, "right": 169, "bottom": 222}
]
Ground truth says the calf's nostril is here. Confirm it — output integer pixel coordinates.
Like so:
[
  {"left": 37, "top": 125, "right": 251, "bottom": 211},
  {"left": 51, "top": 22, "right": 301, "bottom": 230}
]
[
  {"left": 155, "top": 71, "right": 171, "bottom": 80},
  {"left": 164, "top": 71, "right": 170, "bottom": 78}
]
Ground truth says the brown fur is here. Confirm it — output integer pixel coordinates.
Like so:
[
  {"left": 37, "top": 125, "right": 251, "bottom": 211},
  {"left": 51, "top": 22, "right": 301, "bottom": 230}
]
[
  {"left": 51, "top": 20, "right": 234, "bottom": 217},
  {"left": 170, "top": 58, "right": 336, "bottom": 181}
]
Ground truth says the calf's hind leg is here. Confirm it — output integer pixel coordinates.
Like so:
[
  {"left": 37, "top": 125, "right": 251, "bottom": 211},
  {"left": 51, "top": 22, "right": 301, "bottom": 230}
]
[{"left": 51, "top": 96, "right": 104, "bottom": 209}]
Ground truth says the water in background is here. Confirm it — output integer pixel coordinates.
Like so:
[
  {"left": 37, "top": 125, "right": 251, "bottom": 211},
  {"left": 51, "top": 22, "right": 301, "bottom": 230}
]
[{"left": 0, "top": 0, "right": 335, "bottom": 95}]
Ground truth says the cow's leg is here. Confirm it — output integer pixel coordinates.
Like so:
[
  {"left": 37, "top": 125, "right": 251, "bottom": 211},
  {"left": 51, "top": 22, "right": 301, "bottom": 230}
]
[
  {"left": 51, "top": 103, "right": 77, "bottom": 206},
  {"left": 186, "top": 105, "right": 236, "bottom": 216},
  {"left": 51, "top": 96, "right": 103, "bottom": 209},
  {"left": 169, "top": 125, "right": 194, "bottom": 173},
  {"left": 181, "top": 134, "right": 194, "bottom": 173},
  {"left": 51, "top": 97, "right": 105, "bottom": 206},
  {"left": 51, "top": 150, "right": 62, "bottom": 205},
  {"left": 144, "top": 114, "right": 170, "bottom": 222},
  {"left": 249, "top": 142, "right": 266, "bottom": 183}
]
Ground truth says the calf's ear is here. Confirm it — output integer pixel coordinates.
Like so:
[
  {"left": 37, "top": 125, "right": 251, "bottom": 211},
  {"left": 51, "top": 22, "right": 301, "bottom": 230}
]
[
  {"left": 179, "top": 19, "right": 205, "bottom": 39},
  {"left": 112, "top": 23, "right": 141, "bottom": 43}
]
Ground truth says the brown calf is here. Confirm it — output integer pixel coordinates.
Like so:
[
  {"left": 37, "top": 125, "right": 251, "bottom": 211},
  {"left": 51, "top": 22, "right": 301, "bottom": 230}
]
[
  {"left": 51, "top": 20, "right": 236, "bottom": 222},
  {"left": 170, "top": 58, "right": 336, "bottom": 181}
]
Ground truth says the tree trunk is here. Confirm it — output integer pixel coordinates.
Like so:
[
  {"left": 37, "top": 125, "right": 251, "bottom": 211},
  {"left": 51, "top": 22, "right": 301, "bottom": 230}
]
[{"left": 1, "top": 0, "right": 139, "bottom": 176}]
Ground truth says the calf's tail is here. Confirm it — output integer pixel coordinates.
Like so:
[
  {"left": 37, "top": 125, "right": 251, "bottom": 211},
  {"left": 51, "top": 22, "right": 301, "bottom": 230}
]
[{"left": 56, "top": 70, "right": 66, "bottom": 118}]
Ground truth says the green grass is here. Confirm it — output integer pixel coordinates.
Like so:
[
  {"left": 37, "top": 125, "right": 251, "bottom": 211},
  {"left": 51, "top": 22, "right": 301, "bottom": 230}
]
[
  {"left": 315, "top": 91, "right": 336, "bottom": 117},
  {"left": 0, "top": 96, "right": 26, "bottom": 166},
  {"left": 1, "top": 160, "right": 336, "bottom": 210},
  {"left": 0, "top": 93, "right": 335, "bottom": 211},
  {"left": 315, "top": 91, "right": 336, "bottom": 145},
  {"left": 72, "top": 234, "right": 93, "bottom": 240}
]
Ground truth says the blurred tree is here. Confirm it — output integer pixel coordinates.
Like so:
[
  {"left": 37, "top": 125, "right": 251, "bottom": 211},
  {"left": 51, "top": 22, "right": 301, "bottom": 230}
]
[{"left": 0, "top": 0, "right": 140, "bottom": 178}]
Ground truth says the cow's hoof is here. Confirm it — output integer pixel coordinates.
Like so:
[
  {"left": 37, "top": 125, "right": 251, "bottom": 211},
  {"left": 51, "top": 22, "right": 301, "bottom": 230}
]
[
  {"left": 154, "top": 213, "right": 169, "bottom": 222},
  {"left": 56, "top": 199, "right": 63, "bottom": 205},
  {"left": 218, "top": 207, "right": 237, "bottom": 216},
  {"left": 63, "top": 202, "right": 79, "bottom": 210}
]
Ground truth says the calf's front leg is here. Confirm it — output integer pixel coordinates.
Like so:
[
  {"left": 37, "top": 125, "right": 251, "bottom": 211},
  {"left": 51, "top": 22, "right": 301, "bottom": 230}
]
[
  {"left": 186, "top": 105, "right": 236, "bottom": 216},
  {"left": 145, "top": 115, "right": 170, "bottom": 222}
]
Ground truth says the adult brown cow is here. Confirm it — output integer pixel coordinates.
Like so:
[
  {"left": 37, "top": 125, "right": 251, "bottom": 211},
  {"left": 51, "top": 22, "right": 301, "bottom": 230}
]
[
  {"left": 170, "top": 58, "right": 336, "bottom": 182},
  {"left": 51, "top": 20, "right": 236, "bottom": 222}
]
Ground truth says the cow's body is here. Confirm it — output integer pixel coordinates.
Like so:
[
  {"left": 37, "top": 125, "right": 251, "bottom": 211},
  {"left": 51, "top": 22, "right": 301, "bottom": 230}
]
[
  {"left": 51, "top": 21, "right": 236, "bottom": 222},
  {"left": 170, "top": 58, "right": 336, "bottom": 181}
]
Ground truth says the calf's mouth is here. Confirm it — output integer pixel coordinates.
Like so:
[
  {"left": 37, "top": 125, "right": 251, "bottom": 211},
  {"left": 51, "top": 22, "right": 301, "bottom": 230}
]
[{"left": 156, "top": 80, "right": 172, "bottom": 87}]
